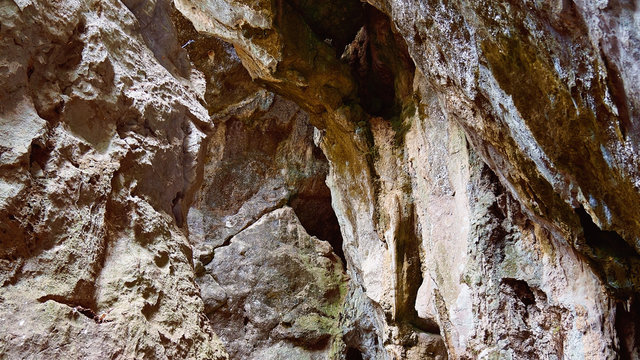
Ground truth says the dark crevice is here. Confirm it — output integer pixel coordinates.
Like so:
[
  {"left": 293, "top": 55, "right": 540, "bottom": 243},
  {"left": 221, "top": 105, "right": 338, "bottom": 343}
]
[
  {"left": 394, "top": 203, "right": 440, "bottom": 334},
  {"left": 142, "top": 296, "right": 162, "bottom": 320},
  {"left": 346, "top": 347, "right": 365, "bottom": 360},
  {"left": 575, "top": 206, "right": 640, "bottom": 296},
  {"left": 615, "top": 294, "right": 640, "bottom": 359},
  {"left": 341, "top": 5, "right": 415, "bottom": 120},
  {"left": 37, "top": 295, "right": 111, "bottom": 323},
  {"left": 171, "top": 191, "right": 184, "bottom": 227},
  {"left": 575, "top": 207, "right": 640, "bottom": 357},
  {"left": 502, "top": 278, "right": 536, "bottom": 306},
  {"left": 29, "top": 142, "right": 51, "bottom": 175},
  {"left": 289, "top": 176, "right": 345, "bottom": 265}
]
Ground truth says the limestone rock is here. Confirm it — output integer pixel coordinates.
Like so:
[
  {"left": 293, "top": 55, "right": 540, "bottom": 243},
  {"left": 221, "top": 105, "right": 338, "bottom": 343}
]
[
  {"left": 0, "top": 0, "right": 226, "bottom": 358},
  {"left": 178, "top": 0, "right": 640, "bottom": 358},
  {"left": 3, "top": 0, "right": 640, "bottom": 358},
  {"left": 204, "top": 207, "right": 346, "bottom": 359}
]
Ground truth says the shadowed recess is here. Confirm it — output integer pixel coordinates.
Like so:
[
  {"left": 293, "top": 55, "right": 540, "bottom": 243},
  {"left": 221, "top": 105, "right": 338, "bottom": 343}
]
[
  {"left": 289, "top": 147, "right": 346, "bottom": 265},
  {"left": 575, "top": 207, "right": 640, "bottom": 295},
  {"left": 341, "top": 5, "right": 415, "bottom": 119},
  {"left": 283, "top": 0, "right": 365, "bottom": 53},
  {"left": 346, "top": 347, "right": 364, "bottom": 360},
  {"left": 615, "top": 294, "right": 640, "bottom": 360}
]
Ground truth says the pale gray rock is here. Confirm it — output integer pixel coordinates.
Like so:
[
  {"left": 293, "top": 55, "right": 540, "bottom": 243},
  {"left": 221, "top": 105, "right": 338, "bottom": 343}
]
[{"left": 204, "top": 207, "right": 346, "bottom": 359}]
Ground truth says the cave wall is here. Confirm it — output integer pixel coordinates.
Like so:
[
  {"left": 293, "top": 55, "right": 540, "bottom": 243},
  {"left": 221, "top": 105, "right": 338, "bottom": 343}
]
[
  {"left": 175, "top": 0, "right": 638, "bottom": 358},
  {"left": 1, "top": 0, "right": 639, "bottom": 359},
  {"left": 0, "top": 0, "right": 226, "bottom": 358}
]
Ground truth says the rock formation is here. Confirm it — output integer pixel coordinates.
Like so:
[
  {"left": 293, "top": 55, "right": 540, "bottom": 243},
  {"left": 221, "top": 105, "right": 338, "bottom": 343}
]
[{"left": 1, "top": 0, "right": 639, "bottom": 358}]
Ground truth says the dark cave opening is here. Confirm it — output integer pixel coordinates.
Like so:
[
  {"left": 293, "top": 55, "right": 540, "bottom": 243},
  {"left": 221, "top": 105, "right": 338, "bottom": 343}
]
[
  {"left": 575, "top": 206, "right": 640, "bottom": 295},
  {"left": 284, "top": 0, "right": 365, "bottom": 53},
  {"left": 289, "top": 167, "right": 346, "bottom": 265},
  {"left": 576, "top": 207, "right": 637, "bottom": 262},
  {"left": 341, "top": 4, "right": 415, "bottom": 119},
  {"left": 346, "top": 347, "right": 364, "bottom": 360}
]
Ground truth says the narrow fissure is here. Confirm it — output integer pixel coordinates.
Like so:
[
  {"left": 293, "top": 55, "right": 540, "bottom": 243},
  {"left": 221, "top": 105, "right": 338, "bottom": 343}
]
[{"left": 394, "top": 204, "right": 440, "bottom": 334}]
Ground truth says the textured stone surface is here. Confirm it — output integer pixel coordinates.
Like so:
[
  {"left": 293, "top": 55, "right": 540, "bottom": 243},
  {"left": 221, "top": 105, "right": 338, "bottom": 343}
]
[
  {"left": 0, "top": 0, "right": 226, "bottom": 358},
  {"left": 203, "top": 207, "right": 346, "bottom": 359},
  {"left": 3, "top": 0, "right": 640, "bottom": 358},
  {"left": 379, "top": 0, "right": 640, "bottom": 295},
  {"left": 177, "top": 0, "right": 640, "bottom": 358},
  {"left": 183, "top": 56, "right": 348, "bottom": 356}
]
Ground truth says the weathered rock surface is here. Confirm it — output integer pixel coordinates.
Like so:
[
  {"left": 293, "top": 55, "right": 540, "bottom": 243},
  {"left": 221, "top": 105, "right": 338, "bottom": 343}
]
[
  {"left": 204, "top": 207, "right": 346, "bottom": 359},
  {"left": 0, "top": 0, "right": 226, "bottom": 358},
  {"left": 182, "top": 52, "right": 348, "bottom": 356},
  {"left": 177, "top": 0, "right": 640, "bottom": 358},
  {"left": 187, "top": 91, "right": 337, "bottom": 268},
  {"left": 2, "top": 0, "right": 640, "bottom": 359}
]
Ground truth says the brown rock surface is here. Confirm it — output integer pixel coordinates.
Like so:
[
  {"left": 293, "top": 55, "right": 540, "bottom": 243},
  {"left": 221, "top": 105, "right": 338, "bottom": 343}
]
[
  {"left": 0, "top": 0, "right": 226, "bottom": 358},
  {"left": 2, "top": 0, "right": 640, "bottom": 359}
]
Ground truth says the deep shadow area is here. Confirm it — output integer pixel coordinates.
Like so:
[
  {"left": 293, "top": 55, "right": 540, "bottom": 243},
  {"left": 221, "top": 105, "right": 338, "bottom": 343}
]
[
  {"left": 577, "top": 206, "right": 634, "bottom": 259},
  {"left": 346, "top": 347, "right": 364, "bottom": 360},
  {"left": 576, "top": 209, "right": 640, "bottom": 358},
  {"left": 284, "top": 0, "right": 365, "bottom": 53},
  {"left": 615, "top": 294, "right": 640, "bottom": 359},
  {"left": 341, "top": 5, "right": 415, "bottom": 119},
  {"left": 502, "top": 278, "right": 536, "bottom": 306},
  {"left": 289, "top": 158, "right": 346, "bottom": 265},
  {"left": 575, "top": 207, "right": 640, "bottom": 296}
]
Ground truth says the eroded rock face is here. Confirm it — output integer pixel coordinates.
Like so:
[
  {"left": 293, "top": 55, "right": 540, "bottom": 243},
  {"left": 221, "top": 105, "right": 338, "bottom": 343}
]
[
  {"left": 204, "top": 207, "right": 346, "bottom": 359},
  {"left": 177, "top": 0, "right": 639, "bottom": 358},
  {"left": 3, "top": 0, "right": 640, "bottom": 358},
  {"left": 184, "top": 61, "right": 349, "bottom": 356},
  {"left": 0, "top": 0, "right": 226, "bottom": 358}
]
